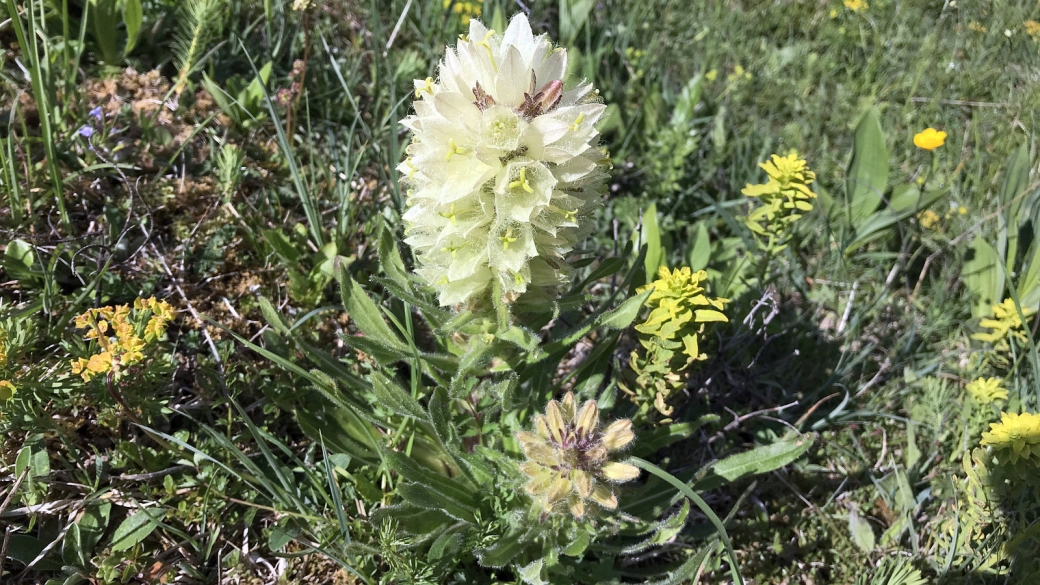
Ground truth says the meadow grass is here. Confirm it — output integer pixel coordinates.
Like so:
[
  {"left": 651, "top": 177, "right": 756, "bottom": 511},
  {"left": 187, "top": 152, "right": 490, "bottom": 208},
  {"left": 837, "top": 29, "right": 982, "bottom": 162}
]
[{"left": 1, "top": 0, "right": 1039, "bottom": 583}]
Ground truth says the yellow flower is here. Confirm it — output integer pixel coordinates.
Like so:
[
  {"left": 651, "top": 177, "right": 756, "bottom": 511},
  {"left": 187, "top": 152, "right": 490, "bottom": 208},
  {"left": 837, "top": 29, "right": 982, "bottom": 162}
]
[
  {"left": 705, "top": 69, "right": 718, "bottom": 82},
  {"left": 843, "top": 0, "right": 867, "bottom": 12},
  {"left": 1025, "top": 20, "right": 1040, "bottom": 38},
  {"left": 981, "top": 411, "right": 1040, "bottom": 463},
  {"left": 72, "top": 351, "right": 113, "bottom": 382},
  {"left": 913, "top": 128, "right": 946, "bottom": 151},
  {"left": 0, "top": 380, "right": 15, "bottom": 401},
  {"left": 966, "top": 377, "right": 1008, "bottom": 404},
  {"left": 917, "top": 209, "right": 941, "bottom": 231},
  {"left": 958, "top": 206, "right": 968, "bottom": 215},
  {"left": 972, "top": 298, "right": 1035, "bottom": 344},
  {"left": 517, "top": 392, "right": 638, "bottom": 518},
  {"left": 968, "top": 21, "right": 986, "bottom": 33}
]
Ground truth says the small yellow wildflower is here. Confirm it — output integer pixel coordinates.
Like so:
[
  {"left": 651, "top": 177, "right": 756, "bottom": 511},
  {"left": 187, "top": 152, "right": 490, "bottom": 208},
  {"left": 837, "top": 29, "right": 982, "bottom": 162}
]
[
  {"left": 966, "top": 377, "right": 1008, "bottom": 404},
  {"left": 958, "top": 206, "right": 968, "bottom": 215},
  {"left": 843, "top": 0, "right": 867, "bottom": 12},
  {"left": 0, "top": 380, "right": 15, "bottom": 401},
  {"left": 913, "top": 128, "right": 946, "bottom": 151},
  {"left": 968, "top": 21, "right": 986, "bottom": 33},
  {"left": 972, "top": 298, "right": 1036, "bottom": 345},
  {"left": 518, "top": 392, "right": 638, "bottom": 518},
  {"left": 981, "top": 411, "right": 1040, "bottom": 463},
  {"left": 917, "top": 209, "right": 941, "bottom": 231},
  {"left": 1025, "top": 20, "right": 1040, "bottom": 38},
  {"left": 742, "top": 153, "right": 818, "bottom": 250},
  {"left": 71, "top": 297, "right": 175, "bottom": 382},
  {"left": 705, "top": 69, "right": 718, "bottom": 82}
]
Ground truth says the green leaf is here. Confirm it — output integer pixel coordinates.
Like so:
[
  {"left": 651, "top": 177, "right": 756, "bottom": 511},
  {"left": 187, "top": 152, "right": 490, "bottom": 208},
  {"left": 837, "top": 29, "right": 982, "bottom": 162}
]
[
  {"left": 6, "top": 534, "right": 62, "bottom": 571},
  {"left": 4, "top": 239, "right": 36, "bottom": 283},
  {"left": 599, "top": 289, "right": 653, "bottom": 330},
  {"left": 695, "top": 434, "right": 813, "bottom": 490},
  {"left": 1002, "top": 143, "right": 1032, "bottom": 274},
  {"left": 962, "top": 234, "right": 1003, "bottom": 318},
  {"left": 688, "top": 222, "right": 711, "bottom": 271},
  {"left": 397, "top": 482, "right": 476, "bottom": 523},
  {"left": 257, "top": 296, "right": 290, "bottom": 335},
  {"left": 122, "top": 0, "right": 143, "bottom": 56},
  {"left": 642, "top": 203, "right": 663, "bottom": 283},
  {"left": 427, "top": 530, "right": 463, "bottom": 561},
  {"left": 632, "top": 415, "right": 720, "bottom": 457},
  {"left": 370, "top": 371, "right": 425, "bottom": 419},
  {"left": 848, "top": 508, "right": 875, "bottom": 553},
  {"left": 337, "top": 264, "right": 405, "bottom": 350},
  {"left": 378, "top": 219, "right": 411, "bottom": 289},
  {"left": 383, "top": 451, "right": 475, "bottom": 507},
  {"left": 846, "top": 108, "right": 888, "bottom": 228},
  {"left": 476, "top": 529, "right": 527, "bottom": 568},
  {"left": 110, "top": 509, "right": 163, "bottom": 552},
  {"left": 844, "top": 188, "right": 947, "bottom": 254}
]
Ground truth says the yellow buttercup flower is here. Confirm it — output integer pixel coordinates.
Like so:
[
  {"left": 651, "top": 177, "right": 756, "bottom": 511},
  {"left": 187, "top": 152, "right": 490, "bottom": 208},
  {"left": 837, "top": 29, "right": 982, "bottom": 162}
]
[
  {"left": 0, "top": 380, "right": 15, "bottom": 401},
  {"left": 913, "top": 128, "right": 946, "bottom": 151},
  {"left": 966, "top": 377, "right": 1008, "bottom": 404},
  {"left": 981, "top": 411, "right": 1040, "bottom": 463},
  {"left": 843, "top": 0, "right": 867, "bottom": 12}
]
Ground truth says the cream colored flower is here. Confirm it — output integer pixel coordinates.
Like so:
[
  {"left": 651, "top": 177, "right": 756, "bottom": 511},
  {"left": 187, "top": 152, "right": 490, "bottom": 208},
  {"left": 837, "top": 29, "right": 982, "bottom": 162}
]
[{"left": 399, "top": 14, "right": 609, "bottom": 307}]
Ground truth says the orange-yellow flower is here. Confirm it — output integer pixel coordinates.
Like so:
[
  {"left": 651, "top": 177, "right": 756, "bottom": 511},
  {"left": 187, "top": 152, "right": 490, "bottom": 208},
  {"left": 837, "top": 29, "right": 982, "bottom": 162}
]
[
  {"left": 0, "top": 380, "right": 15, "bottom": 401},
  {"left": 913, "top": 128, "right": 946, "bottom": 151}
]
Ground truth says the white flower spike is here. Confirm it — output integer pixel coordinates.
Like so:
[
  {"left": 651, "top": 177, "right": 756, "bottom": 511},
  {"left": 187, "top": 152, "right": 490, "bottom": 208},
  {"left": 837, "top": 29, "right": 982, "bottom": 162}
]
[{"left": 398, "top": 13, "right": 609, "bottom": 308}]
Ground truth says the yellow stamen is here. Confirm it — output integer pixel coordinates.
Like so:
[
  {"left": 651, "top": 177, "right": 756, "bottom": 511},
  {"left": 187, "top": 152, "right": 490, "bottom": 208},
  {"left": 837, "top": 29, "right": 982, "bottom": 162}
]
[
  {"left": 445, "top": 138, "right": 468, "bottom": 162},
  {"left": 405, "top": 158, "right": 418, "bottom": 178},
  {"left": 570, "top": 112, "right": 585, "bottom": 131},
  {"left": 508, "top": 167, "right": 534, "bottom": 193},
  {"left": 500, "top": 227, "right": 518, "bottom": 250},
  {"left": 414, "top": 77, "right": 435, "bottom": 98},
  {"left": 438, "top": 202, "right": 458, "bottom": 225}
]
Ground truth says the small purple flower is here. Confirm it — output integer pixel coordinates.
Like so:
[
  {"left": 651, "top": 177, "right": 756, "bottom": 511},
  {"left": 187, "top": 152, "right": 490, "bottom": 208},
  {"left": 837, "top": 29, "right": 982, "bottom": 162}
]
[
  {"left": 77, "top": 125, "right": 95, "bottom": 138},
  {"left": 89, "top": 106, "right": 103, "bottom": 120}
]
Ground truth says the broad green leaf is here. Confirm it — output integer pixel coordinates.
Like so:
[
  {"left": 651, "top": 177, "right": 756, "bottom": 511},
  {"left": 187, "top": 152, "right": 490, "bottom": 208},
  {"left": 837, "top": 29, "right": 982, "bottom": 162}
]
[
  {"left": 6, "top": 534, "right": 62, "bottom": 571},
  {"left": 848, "top": 508, "right": 875, "bottom": 553},
  {"left": 846, "top": 108, "right": 888, "bottom": 228},
  {"left": 370, "top": 504, "right": 452, "bottom": 535},
  {"left": 695, "top": 433, "right": 813, "bottom": 490},
  {"left": 122, "top": 0, "right": 142, "bottom": 56},
  {"left": 642, "top": 203, "right": 663, "bottom": 283},
  {"left": 370, "top": 371, "right": 425, "bottom": 419},
  {"left": 844, "top": 188, "right": 947, "bottom": 254},
  {"left": 688, "top": 222, "right": 711, "bottom": 272},
  {"left": 599, "top": 289, "right": 652, "bottom": 330},
  {"left": 962, "top": 234, "right": 1003, "bottom": 318},
  {"left": 4, "top": 239, "right": 36, "bottom": 283},
  {"left": 561, "top": 531, "right": 591, "bottom": 557},
  {"left": 257, "top": 295, "right": 290, "bottom": 334},
  {"left": 110, "top": 509, "right": 163, "bottom": 552}
]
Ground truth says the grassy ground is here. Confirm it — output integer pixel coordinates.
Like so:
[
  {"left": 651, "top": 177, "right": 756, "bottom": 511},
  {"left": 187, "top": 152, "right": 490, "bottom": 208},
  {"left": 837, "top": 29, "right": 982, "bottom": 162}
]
[{"left": 2, "top": 0, "right": 1040, "bottom": 583}]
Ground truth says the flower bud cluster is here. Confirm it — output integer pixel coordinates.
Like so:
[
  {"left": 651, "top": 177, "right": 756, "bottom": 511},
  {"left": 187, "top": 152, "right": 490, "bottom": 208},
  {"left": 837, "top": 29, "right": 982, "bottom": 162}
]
[
  {"left": 398, "top": 14, "right": 609, "bottom": 307},
  {"left": 517, "top": 392, "right": 638, "bottom": 518}
]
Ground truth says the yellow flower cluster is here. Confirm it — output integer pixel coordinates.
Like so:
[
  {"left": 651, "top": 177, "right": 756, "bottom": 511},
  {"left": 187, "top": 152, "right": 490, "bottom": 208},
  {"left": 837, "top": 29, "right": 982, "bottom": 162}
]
[
  {"left": 624, "top": 267, "right": 729, "bottom": 419},
  {"left": 742, "top": 153, "right": 818, "bottom": 252},
  {"left": 636, "top": 267, "right": 729, "bottom": 361},
  {"left": 442, "top": 0, "right": 482, "bottom": 25},
  {"left": 916, "top": 209, "right": 941, "bottom": 231},
  {"left": 966, "top": 377, "right": 1008, "bottom": 404},
  {"left": 0, "top": 380, "right": 15, "bottom": 401},
  {"left": 981, "top": 411, "right": 1040, "bottom": 463},
  {"left": 972, "top": 298, "right": 1035, "bottom": 345},
  {"left": 71, "top": 298, "right": 175, "bottom": 382},
  {"left": 968, "top": 21, "right": 986, "bottom": 33},
  {"left": 843, "top": 0, "right": 867, "bottom": 12},
  {"left": 1025, "top": 20, "right": 1040, "bottom": 39},
  {"left": 517, "top": 392, "right": 638, "bottom": 519}
]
